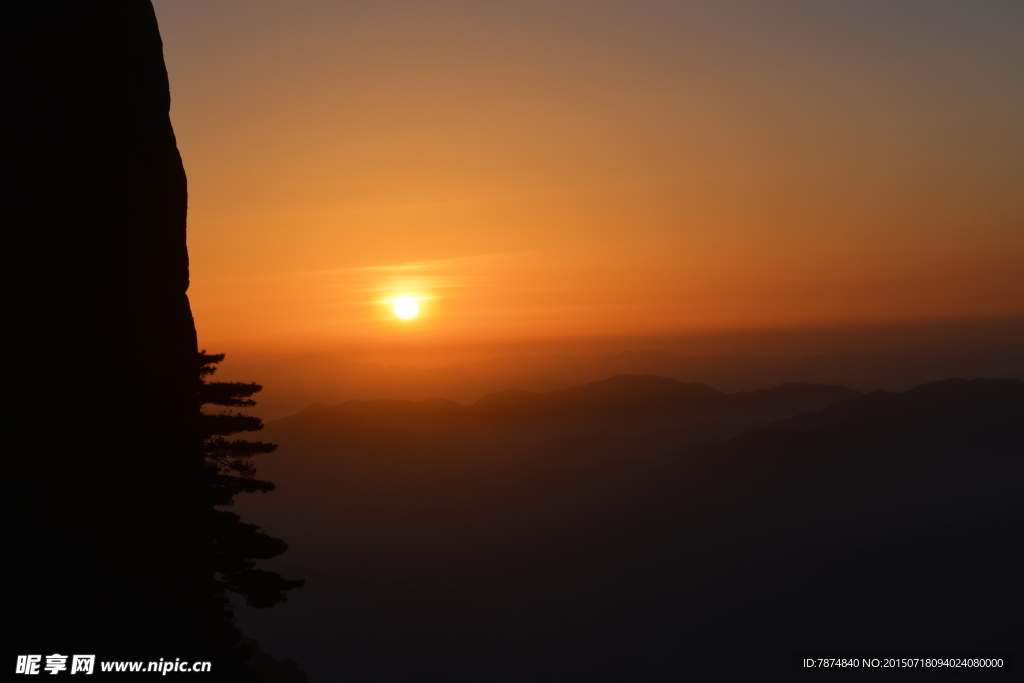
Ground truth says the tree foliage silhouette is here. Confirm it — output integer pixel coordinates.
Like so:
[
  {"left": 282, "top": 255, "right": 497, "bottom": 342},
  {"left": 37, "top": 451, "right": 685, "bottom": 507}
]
[{"left": 199, "top": 351, "right": 303, "bottom": 646}]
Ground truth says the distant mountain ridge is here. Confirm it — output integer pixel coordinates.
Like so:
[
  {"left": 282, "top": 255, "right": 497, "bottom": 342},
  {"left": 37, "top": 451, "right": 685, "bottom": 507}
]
[
  {"left": 251, "top": 376, "right": 863, "bottom": 510},
  {"left": 772, "top": 376, "right": 1023, "bottom": 433},
  {"left": 217, "top": 341, "right": 1023, "bottom": 419},
  {"left": 279, "top": 375, "right": 860, "bottom": 429}
]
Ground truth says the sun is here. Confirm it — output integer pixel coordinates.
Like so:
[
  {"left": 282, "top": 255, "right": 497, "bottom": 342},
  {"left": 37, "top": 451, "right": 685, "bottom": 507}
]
[{"left": 393, "top": 297, "right": 419, "bottom": 319}]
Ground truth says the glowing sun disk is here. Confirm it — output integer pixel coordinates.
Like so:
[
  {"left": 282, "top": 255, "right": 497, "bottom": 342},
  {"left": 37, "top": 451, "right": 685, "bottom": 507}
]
[{"left": 393, "top": 298, "right": 419, "bottom": 319}]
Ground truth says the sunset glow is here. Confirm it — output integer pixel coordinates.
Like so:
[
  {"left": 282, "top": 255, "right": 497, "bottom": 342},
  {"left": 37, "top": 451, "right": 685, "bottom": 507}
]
[{"left": 152, "top": 0, "right": 1024, "bottom": 363}]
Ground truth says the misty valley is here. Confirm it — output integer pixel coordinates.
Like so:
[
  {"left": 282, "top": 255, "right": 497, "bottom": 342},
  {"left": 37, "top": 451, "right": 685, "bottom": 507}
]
[{"left": 235, "top": 374, "right": 1022, "bottom": 681}]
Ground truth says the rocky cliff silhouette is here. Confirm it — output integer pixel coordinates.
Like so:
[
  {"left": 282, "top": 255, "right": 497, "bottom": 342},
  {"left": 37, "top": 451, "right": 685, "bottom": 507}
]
[{"left": 7, "top": 1, "right": 207, "bottom": 662}]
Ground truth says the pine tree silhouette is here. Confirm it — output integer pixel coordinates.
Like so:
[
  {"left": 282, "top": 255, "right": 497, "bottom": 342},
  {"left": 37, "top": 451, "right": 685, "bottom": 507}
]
[{"left": 198, "top": 351, "right": 303, "bottom": 649}]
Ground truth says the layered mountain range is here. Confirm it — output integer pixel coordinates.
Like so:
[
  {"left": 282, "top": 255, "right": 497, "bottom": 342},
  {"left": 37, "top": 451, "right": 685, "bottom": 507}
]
[
  {"left": 216, "top": 341, "right": 1024, "bottom": 419},
  {"left": 238, "top": 376, "right": 1022, "bottom": 681},
  {"left": 256, "top": 377, "right": 859, "bottom": 492}
]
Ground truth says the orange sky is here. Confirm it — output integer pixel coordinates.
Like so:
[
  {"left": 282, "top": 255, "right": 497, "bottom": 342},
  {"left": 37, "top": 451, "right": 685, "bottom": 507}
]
[{"left": 153, "top": 1, "right": 1023, "bottom": 363}]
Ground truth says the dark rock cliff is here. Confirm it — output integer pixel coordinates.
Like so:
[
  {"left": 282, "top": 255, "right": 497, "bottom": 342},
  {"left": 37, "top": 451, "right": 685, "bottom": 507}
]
[{"left": 6, "top": 1, "right": 207, "bottom": 660}]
